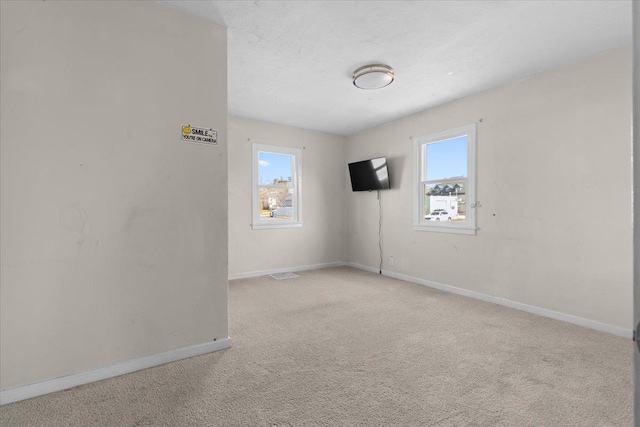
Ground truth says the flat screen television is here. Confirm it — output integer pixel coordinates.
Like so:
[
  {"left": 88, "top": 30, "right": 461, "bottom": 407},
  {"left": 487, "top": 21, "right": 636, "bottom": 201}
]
[{"left": 348, "top": 157, "right": 390, "bottom": 191}]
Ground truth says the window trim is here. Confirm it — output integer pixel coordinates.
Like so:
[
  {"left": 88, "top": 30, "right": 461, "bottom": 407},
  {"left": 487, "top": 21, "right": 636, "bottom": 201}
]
[
  {"left": 412, "top": 124, "right": 477, "bottom": 235},
  {"left": 252, "top": 143, "right": 302, "bottom": 230}
]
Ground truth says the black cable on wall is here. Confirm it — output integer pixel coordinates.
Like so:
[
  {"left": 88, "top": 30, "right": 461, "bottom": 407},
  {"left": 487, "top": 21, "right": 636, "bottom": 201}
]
[{"left": 378, "top": 190, "right": 383, "bottom": 274}]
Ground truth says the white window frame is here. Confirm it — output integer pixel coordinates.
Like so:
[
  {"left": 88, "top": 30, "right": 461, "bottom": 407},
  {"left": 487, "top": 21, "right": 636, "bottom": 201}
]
[
  {"left": 412, "top": 124, "right": 477, "bottom": 235},
  {"left": 252, "top": 143, "right": 302, "bottom": 229}
]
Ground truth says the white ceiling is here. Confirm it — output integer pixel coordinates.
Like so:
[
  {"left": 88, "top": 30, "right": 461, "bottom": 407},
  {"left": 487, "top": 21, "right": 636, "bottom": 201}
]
[{"left": 161, "top": 1, "right": 632, "bottom": 136}]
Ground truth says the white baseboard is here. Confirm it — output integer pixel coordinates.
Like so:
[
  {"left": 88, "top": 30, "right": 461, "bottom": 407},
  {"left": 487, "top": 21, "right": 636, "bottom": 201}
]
[
  {"left": 5, "top": 263, "right": 629, "bottom": 405},
  {"left": 348, "top": 262, "right": 381, "bottom": 275},
  {"left": 229, "top": 262, "right": 346, "bottom": 281},
  {"left": 0, "top": 338, "right": 231, "bottom": 406},
  {"left": 347, "top": 262, "right": 633, "bottom": 339}
]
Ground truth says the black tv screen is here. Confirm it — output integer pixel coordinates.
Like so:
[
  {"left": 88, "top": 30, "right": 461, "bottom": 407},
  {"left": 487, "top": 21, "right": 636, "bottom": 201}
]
[{"left": 348, "top": 157, "right": 390, "bottom": 191}]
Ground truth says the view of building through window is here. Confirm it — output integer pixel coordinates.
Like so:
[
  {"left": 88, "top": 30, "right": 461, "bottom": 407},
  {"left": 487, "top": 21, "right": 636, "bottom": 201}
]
[
  {"left": 424, "top": 181, "right": 466, "bottom": 221},
  {"left": 258, "top": 151, "right": 295, "bottom": 220},
  {"left": 423, "top": 136, "right": 468, "bottom": 222}
]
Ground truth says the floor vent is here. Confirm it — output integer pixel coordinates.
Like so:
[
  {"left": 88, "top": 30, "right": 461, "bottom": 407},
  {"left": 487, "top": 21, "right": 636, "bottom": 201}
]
[{"left": 270, "top": 272, "right": 299, "bottom": 280}]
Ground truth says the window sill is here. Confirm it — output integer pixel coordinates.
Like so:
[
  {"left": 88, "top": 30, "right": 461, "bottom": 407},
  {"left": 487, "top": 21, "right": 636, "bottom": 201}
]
[
  {"left": 413, "top": 223, "right": 476, "bottom": 235},
  {"left": 252, "top": 222, "right": 303, "bottom": 230}
]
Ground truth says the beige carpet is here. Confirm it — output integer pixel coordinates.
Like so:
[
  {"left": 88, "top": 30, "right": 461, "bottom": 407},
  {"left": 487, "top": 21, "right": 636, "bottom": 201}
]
[{"left": 0, "top": 266, "right": 633, "bottom": 426}]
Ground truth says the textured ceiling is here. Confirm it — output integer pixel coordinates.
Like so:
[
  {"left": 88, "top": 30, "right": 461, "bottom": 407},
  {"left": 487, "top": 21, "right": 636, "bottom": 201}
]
[{"left": 160, "top": 1, "right": 632, "bottom": 135}]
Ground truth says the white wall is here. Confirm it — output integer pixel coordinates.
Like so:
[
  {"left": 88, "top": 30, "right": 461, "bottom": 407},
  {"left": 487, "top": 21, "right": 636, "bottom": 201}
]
[
  {"left": 228, "top": 117, "right": 346, "bottom": 277},
  {"left": 0, "top": 1, "right": 228, "bottom": 390},
  {"left": 346, "top": 47, "right": 633, "bottom": 330}
]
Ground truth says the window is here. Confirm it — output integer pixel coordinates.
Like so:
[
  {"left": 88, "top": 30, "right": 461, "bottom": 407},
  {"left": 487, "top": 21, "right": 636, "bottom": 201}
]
[
  {"left": 252, "top": 143, "right": 302, "bottom": 229},
  {"left": 413, "top": 124, "right": 476, "bottom": 234}
]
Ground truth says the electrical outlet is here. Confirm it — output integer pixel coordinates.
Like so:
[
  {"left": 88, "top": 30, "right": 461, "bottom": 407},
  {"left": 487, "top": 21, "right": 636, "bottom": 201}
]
[{"left": 389, "top": 256, "right": 394, "bottom": 266}]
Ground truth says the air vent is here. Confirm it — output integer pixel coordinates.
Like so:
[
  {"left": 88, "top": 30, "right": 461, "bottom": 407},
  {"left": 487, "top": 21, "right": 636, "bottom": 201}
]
[{"left": 270, "top": 272, "right": 299, "bottom": 280}]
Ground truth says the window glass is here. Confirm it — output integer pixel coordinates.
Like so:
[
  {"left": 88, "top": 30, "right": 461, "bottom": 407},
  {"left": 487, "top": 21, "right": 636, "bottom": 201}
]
[
  {"left": 425, "top": 136, "right": 468, "bottom": 181},
  {"left": 423, "top": 180, "right": 467, "bottom": 222},
  {"left": 413, "top": 124, "right": 476, "bottom": 234},
  {"left": 253, "top": 144, "right": 302, "bottom": 229},
  {"left": 259, "top": 152, "right": 293, "bottom": 185},
  {"left": 258, "top": 152, "right": 295, "bottom": 221}
]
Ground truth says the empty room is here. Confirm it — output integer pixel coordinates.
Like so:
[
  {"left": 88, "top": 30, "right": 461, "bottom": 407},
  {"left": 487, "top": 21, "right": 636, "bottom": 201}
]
[{"left": 1, "top": 1, "right": 639, "bottom": 426}]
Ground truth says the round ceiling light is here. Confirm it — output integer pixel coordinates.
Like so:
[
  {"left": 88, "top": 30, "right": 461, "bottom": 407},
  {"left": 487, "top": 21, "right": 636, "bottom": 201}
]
[{"left": 352, "top": 64, "right": 395, "bottom": 90}]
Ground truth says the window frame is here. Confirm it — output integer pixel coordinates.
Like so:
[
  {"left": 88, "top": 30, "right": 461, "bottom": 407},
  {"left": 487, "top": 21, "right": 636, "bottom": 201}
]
[
  {"left": 412, "top": 124, "right": 477, "bottom": 235},
  {"left": 252, "top": 143, "right": 302, "bottom": 230}
]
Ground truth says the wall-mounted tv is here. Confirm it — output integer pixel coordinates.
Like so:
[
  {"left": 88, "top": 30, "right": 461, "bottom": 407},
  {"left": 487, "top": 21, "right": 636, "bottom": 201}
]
[{"left": 348, "top": 157, "right": 391, "bottom": 191}]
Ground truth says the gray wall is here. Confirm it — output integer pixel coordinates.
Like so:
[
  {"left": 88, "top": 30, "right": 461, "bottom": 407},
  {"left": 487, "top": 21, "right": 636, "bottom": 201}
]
[
  {"left": 632, "top": 2, "right": 639, "bottom": 424},
  {"left": 228, "top": 117, "right": 346, "bottom": 277},
  {"left": 346, "top": 47, "right": 632, "bottom": 331},
  {"left": 0, "top": 1, "right": 228, "bottom": 390}
]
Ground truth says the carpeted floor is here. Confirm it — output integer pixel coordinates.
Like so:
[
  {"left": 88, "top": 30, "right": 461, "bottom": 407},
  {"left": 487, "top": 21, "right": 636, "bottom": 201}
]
[{"left": 0, "top": 267, "right": 633, "bottom": 426}]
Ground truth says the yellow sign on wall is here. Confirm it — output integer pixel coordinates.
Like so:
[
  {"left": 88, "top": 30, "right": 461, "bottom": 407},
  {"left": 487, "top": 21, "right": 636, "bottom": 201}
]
[{"left": 181, "top": 125, "right": 217, "bottom": 145}]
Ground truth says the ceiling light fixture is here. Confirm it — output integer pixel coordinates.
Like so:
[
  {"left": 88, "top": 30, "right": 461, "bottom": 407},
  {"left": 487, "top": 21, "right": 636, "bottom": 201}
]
[{"left": 352, "top": 64, "right": 395, "bottom": 90}]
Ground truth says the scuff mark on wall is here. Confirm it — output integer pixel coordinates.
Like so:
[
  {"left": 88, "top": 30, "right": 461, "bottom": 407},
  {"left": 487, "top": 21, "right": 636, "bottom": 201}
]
[{"left": 59, "top": 204, "right": 87, "bottom": 249}]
